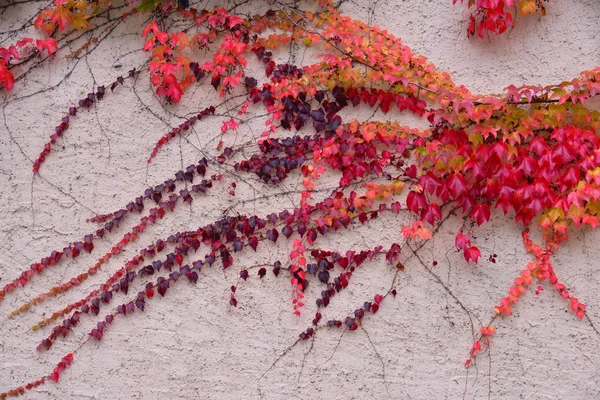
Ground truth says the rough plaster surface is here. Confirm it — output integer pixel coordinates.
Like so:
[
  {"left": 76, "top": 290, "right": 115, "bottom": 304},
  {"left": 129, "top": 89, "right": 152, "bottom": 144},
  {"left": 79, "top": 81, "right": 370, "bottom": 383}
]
[{"left": 1, "top": 1, "right": 599, "bottom": 399}]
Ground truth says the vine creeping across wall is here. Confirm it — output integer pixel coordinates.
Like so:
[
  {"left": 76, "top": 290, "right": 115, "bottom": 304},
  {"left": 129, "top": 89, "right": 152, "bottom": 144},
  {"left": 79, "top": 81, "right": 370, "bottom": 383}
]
[{"left": 0, "top": 0, "right": 599, "bottom": 398}]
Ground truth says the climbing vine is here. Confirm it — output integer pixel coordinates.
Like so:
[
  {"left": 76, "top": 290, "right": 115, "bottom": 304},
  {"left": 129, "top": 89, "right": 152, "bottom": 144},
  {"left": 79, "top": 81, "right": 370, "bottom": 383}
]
[{"left": 0, "top": 0, "right": 599, "bottom": 397}]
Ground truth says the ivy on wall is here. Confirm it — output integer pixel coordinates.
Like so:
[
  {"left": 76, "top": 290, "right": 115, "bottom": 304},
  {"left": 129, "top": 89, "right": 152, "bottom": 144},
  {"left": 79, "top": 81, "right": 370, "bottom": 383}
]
[{"left": 0, "top": 0, "right": 599, "bottom": 397}]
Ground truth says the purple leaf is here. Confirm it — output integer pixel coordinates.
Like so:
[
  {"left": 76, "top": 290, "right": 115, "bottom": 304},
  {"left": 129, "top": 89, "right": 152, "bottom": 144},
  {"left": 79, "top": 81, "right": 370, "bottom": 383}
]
[
  {"left": 157, "top": 278, "right": 169, "bottom": 296},
  {"left": 266, "top": 229, "right": 279, "bottom": 242}
]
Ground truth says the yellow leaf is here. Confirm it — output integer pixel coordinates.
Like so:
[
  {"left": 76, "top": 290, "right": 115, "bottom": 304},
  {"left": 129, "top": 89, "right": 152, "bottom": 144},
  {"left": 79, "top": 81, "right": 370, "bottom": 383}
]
[
  {"left": 547, "top": 207, "right": 565, "bottom": 222},
  {"left": 469, "top": 133, "right": 484, "bottom": 146},
  {"left": 434, "top": 158, "right": 446, "bottom": 172},
  {"left": 392, "top": 180, "right": 405, "bottom": 194},
  {"left": 519, "top": 0, "right": 537, "bottom": 15},
  {"left": 586, "top": 200, "right": 600, "bottom": 216},
  {"left": 72, "top": 14, "right": 91, "bottom": 31},
  {"left": 567, "top": 205, "right": 585, "bottom": 219}
]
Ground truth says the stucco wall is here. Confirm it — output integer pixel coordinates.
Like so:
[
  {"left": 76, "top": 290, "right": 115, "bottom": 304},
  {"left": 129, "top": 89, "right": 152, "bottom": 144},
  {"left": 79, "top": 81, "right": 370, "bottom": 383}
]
[{"left": 1, "top": 1, "right": 599, "bottom": 399}]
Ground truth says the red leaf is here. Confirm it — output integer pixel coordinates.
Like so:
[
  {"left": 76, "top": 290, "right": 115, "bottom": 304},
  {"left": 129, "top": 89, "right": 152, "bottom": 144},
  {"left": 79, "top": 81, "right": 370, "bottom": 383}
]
[
  {"left": 419, "top": 173, "right": 441, "bottom": 195},
  {"left": 406, "top": 191, "right": 427, "bottom": 214},
  {"left": 142, "top": 21, "right": 159, "bottom": 38},
  {"left": 175, "top": 254, "right": 183, "bottom": 266},
  {"left": 495, "top": 193, "right": 513, "bottom": 214},
  {"left": 515, "top": 156, "right": 538, "bottom": 177},
  {"left": 62, "top": 353, "right": 74, "bottom": 365},
  {"left": 464, "top": 246, "right": 481, "bottom": 264},
  {"left": 552, "top": 143, "right": 574, "bottom": 165},
  {"left": 470, "top": 204, "right": 491, "bottom": 226},
  {"left": 421, "top": 202, "right": 442, "bottom": 225},
  {"left": 380, "top": 95, "right": 392, "bottom": 113},
  {"left": 405, "top": 165, "right": 417, "bottom": 178},
  {"left": 249, "top": 236, "right": 258, "bottom": 251},
  {"left": 529, "top": 137, "right": 548, "bottom": 155},
  {"left": 49, "top": 371, "right": 60, "bottom": 383},
  {"left": 338, "top": 257, "right": 349, "bottom": 269},
  {"left": 561, "top": 166, "right": 580, "bottom": 190},
  {"left": 16, "top": 38, "right": 33, "bottom": 48},
  {"left": 467, "top": 15, "right": 476, "bottom": 37},
  {"left": 162, "top": 74, "right": 183, "bottom": 103},
  {"left": 0, "top": 63, "right": 15, "bottom": 90},
  {"left": 155, "top": 31, "right": 168, "bottom": 44},
  {"left": 446, "top": 173, "right": 468, "bottom": 199}
]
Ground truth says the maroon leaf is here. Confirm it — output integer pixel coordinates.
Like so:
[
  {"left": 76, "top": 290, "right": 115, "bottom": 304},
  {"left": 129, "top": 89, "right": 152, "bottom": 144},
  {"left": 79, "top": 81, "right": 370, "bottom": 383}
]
[
  {"left": 385, "top": 243, "right": 401, "bottom": 264},
  {"left": 187, "top": 271, "right": 198, "bottom": 284},
  {"left": 273, "top": 261, "right": 281, "bottom": 277},
  {"left": 258, "top": 267, "right": 266, "bottom": 278},
  {"left": 306, "top": 229, "right": 317, "bottom": 244}
]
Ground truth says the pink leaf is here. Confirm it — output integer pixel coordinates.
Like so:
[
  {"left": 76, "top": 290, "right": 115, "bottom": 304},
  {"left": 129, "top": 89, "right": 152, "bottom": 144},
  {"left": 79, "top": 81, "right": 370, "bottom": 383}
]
[
  {"left": 374, "top": 294, "right": 383, "bottom": 305},
  {"left": 35, "top": 38, "right": 58, "bottom": 55},
  {"left": 455, "top": 233, "right": 471, "bottom": 249}
]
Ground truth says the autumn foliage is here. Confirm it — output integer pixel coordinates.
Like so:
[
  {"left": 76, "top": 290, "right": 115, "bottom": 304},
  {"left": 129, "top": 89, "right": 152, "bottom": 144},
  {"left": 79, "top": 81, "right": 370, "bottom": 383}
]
[{"left": 1, "top": 0, "right": 599, "bottom": 397}]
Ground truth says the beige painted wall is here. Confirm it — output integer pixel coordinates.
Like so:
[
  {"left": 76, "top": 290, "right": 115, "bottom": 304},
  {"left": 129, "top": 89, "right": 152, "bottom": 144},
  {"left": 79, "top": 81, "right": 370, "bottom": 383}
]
[{"left": 1, "top": 1, "right": 599, "bottom": 399}]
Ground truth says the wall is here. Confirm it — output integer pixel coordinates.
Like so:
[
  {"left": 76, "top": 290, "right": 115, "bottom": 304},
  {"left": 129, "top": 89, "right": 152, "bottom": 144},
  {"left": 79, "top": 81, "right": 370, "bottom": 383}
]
[{"left": 0, "top": 1, "right": 599, "bottom": 399}]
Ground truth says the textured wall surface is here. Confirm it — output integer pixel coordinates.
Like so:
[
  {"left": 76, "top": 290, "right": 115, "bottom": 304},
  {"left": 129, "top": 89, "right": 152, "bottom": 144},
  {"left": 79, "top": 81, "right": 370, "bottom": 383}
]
[{"left": 1, "top": 1, "right": 599, "bottom": 399}]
